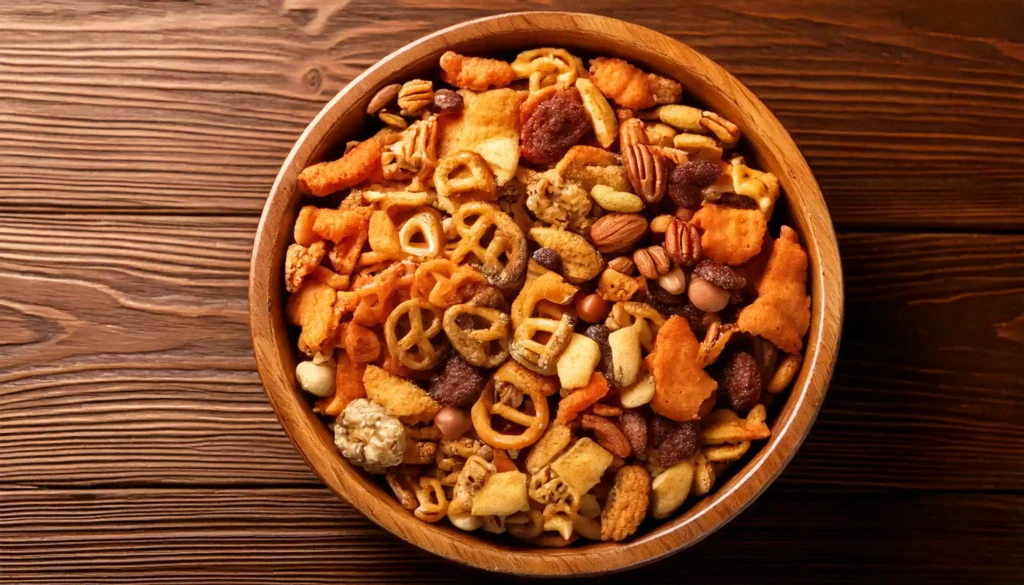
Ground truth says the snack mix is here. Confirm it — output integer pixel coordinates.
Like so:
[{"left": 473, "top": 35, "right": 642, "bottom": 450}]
[{"left": 284, "top": 48, "right": 810, "bottom": 546}]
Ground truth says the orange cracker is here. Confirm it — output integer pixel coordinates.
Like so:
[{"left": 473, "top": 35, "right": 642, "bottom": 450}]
[
  {"left": 285, "top": 241, "right": 326, "bottom": 293},
  {"left": 646, "top": 315, "right": 718, "bottom": 422},
  {"left": 438, "top": 88, "right": 525, "bottom": 186},
  {"left": 314, "top": 352, "right": 367, "bottom": 416},
  {"left": 298, "top": 138, "right": 382, "bottom": 197},
  {"left": 285, "top": 280, "right": 341, "bottom": 357},
  {"left": 691, "top": 203, "right": 767, "bottom": 266},
  {"left": 313, "top": 207, "right": 371, "bottom": 275},
  {"left": 439, "top": 51, "right": 516, "bottom": 91},
  {"left": 737, "top": 226, "right": 810, "bottom": 353},
  {"left": 588, "top": 57, "right": 655, "bottom": 111}
]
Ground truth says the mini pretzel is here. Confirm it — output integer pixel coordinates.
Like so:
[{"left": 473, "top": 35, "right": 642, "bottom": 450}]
[
  {"left": 434, "top": 151, "right": 497, "bottom": 204},
  {"left": 511, "top": 48, "right": 584, "bottom": 92},
  {"left": 386, "top": 467, "right": 419, "bottom": 511},
  {"left": 510, "top": 313, "right": 575, "bottom": 376},
  {"left": 398, "top": 209, "right": 445, "bottom": 260},
  {"left": 449, "top": 202, "right": 527, "bottom": 289},
  {"left": 411, "top": 258, "right": 458, "bottom": 301},
  {"left": 471, "top": 375, "right": 550, "bottom": 451},
  {"left": 384, "top": 298, "right": 446, "bottom": 371},
  {"left": 442, "top": 303, "right": 511, "bottom": 368},
  {"left": 413, "top": 475, "right": 449, "bottom": 523}
]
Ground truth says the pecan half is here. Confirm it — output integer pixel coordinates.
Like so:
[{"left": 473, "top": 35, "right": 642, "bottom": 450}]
[
  {"left": 664, "top": 218, "right": 701, "bottom": 267},
  {"left": 632, "top": 245, "right": 672, "bottom": 279},
  {"left": 622, "top": 143, "right": 667, "bottom": 204}
]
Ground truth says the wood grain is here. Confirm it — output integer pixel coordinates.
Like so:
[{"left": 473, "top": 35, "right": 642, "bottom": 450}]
[
  {"left": 1, "top": 0, "right": 1021, "bottom": 228},
  {"left": 2, "top": 213, "right": 1021, "bottom": 488},
  {"left": 1, "top": 487, "right": 1020, "bottom": 584}
]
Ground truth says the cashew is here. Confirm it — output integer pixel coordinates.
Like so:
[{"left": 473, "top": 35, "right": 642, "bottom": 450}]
[
  {"left": 649, "top": 460, "right": 694, "bottom": 519},
  {"left": 608, "top": 324, "right": 642, "bottom": 387},
  {"left": 295, "top": 360, "right": 335, "bottom": 397}
]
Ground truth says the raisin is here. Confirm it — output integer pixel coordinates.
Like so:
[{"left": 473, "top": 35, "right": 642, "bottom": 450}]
[
  {"left": 520, "top": 90, "right": 590, "bottom": 165},
  {"left": 620, "top": 410, "right": 648, "bottom": 457},
  {"left": 532, "top": 247, "right": 563, "bottom": 273},
  {"left": 658, "top": 421, "right": 700, "bottom": 467},
  {"left": 648, "top": 414, "right": 676, "bottom": 448},
  {"left": 432, "top": 89, "right": 463, "bottom": 113},
  {"left": 714, "top": 193, "right": 758, "bottom": 210},
  {"left": 582, "top": 324, "right": 617, "bottom": 387},
  {"left": 644, "top": 281, "right": 686, "bottom": 307},
  {"left": 693, "top": 259, "right": 746, "bottom": 291},
  {"left": 668, "top": 160, "right": 720, "bottom": 210},
  {"left": 719, "top": 351, "right": 761, "bottom": 412},
  {"left": 429, "top": 354, "right": 485, "bottom": 407},
  {"left": 673, "top": 302, "right": 711, "bottom": 337}
]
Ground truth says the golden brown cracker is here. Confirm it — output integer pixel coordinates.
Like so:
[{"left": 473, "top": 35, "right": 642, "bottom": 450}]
[
  {"left": 737, "top": 226, "right": 810, "bottom": 353},
  {"left": 691, "top": 203, "right": 767, "bottom": 266},
  {"left": 646, "top": 315, "right": 718, "bottom": 422}
]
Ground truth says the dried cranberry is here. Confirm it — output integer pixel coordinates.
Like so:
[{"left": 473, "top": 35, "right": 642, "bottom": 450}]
[
  {"left": 429, "top": 355, "right": 485, "bottom": 407},
  {"left": 693, "top": 259, "right": 746, "bottom": 291},
  {"left": 658, "top": 421, "right": 700, "bottom": 467},
  {"left": 582, "top": 324, "right": 617, "bottom": 387},
  {"left": 520, "top": 90, "right": 590, "bottom": 165},
  {"left": 644, "top": 281, "right": 686, "bottom": 307},
  {"left": 532, "top": 247, "right": 563, "bottom": 273},
  {"left": 719, "top": 351, "right": 761, "bottom": 412}
]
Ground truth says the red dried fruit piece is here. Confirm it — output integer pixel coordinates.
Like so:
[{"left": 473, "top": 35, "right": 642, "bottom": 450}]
[
  {"left": 693, "top": 259, "right": 747, "bottom": 291},
  {"left": 719, "top": 351, "right": 762, "bottom": 412},
  {"left": 658, "top": 421, "right": 700, "bottom": 467},
  {"left": 429, "top": 354, "right": 486, "bottom": 407},
  {"left": 668, "top": 159, "right": 720, "bottom": 210},
  {"left": 521, "top": 90, "right": 591, "bottom": 166},
  {"left": 433, "top": 89, "right": 463, "bottom": 113},
  {"left": 620, "top": 410, "right": 647, "bottom": 457}
]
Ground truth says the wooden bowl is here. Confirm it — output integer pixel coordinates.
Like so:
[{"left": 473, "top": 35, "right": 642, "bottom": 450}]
[{"left": 249, "top": 11, "right": 843, "bottom": 576}]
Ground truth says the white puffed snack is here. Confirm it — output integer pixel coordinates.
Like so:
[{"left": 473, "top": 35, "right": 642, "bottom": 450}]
[
  {"left": 619, "top": 369, "right": 655, "bottom": 408},
  {"left": 556, "top": 333, "right": 602, "bottom": 390},
  {"left": 649, "top": 460, "right": 694, "bottom": 519},
  {"left": 608, "top": 323, "right": 642, "bottom": 387},
  {"left": 295, "top": 360, "right": 336, "bottom": 397},
  {"left": 333, "top": 398, "right": 406, "bottom": 474}
]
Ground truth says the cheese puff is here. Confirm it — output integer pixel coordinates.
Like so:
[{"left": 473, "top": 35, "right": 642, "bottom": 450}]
[
  {"left": 646, "top": 316, "right": 718, "bottom": 422},
  {"left": 298, "top": 139, "right": 382, "bottom": 197},
  {"left": 691, "top": 203, "right": 767, "bottom": 266},
  {"left": 737, "top": 226, "right": 810, "bottom": 353},
  {"left": 285, "top": 280, "right": 341, "bottom": 357},
  {"left": 440, "top": 51, "right": 516, "bottom": 91},
  {"left": 588, "top": 57, "right": 656, "bottom": 111}
]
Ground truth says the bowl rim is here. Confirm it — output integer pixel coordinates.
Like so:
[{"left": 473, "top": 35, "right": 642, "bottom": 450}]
[{"left": 249, "top": 11, "right": 843, "bottom": 576}]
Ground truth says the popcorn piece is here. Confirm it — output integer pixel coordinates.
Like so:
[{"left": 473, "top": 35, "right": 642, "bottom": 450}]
[
  {"left": 298, "top": 138, "right": 382, "bottom": 197},
  {"left": 737, "top": 226, "right": 810, "bottom": 353},
  {"left": 333, "top": 398, "right": 406, "bottom": 474},
  {"left": 471, "top": 470, "right": 530, "bottom": 516},
  {"left": 588, "top": 57, "right": 656, "bottom": 111},
  {"left": 440, "top": 51, "right": 516, "bottom": 91},
  {"left": 691, "top": 203, "right": 767, "bottom": 266},
  {"left": 439, "top": 89, "right": 525, "bottom": 186},
  {"left": 285, "top": 280, "right": 341, "bottom": 357},
  {"left": 285, "top": 241, "right": 326, "bottom": 293},
  {"left": 646, "top": 316, "right": 718, "bottom": 422},
  {"left": 600, "top": 465, "right": 650, "bottom": 541},
  {"left": 550, "top": 437, "right": 614, "bottom": 496},
  {"left": 521, "top": 168, "right": 594, "bottom": 234},
  {"left": 363, "top": 364, "right": 440, "bottom": 424}
]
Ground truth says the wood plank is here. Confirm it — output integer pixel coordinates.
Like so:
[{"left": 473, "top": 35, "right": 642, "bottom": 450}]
[
  {"left": 1, "top": 214, "right": 1021, "bottom": 488},
  {"left": 0, "top": 487, "right": 1020, "bottom": 583},
  {"left": 1, "top": 0, "right": 1022, "bottom": 228}
]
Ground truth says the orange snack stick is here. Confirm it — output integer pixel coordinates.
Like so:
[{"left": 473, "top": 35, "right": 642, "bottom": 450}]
[
  {"left": 555, "top": 372, "right": 610, "bottom": 425},
  {"left": 313, "top": 207, "right": 372, "bottom": 275},
  {"left": 313, "top": 352, "right": 367, "bottom": 416},
  {"left": 492, "top": 449, "right": 519, "bottom": 473},
  {"left": 588, "top": 57, "right": 656, "bottom": 111},
  {"left": 691, "top": 203, "right": 767, "bottom": 266},
  {"left": 440, "top": 51, "right": 516, "bottom": 91},
  {"left": 298, "top": 138, "right": 382, "bottom": 197},
  {"left": 646, "top": 316, "right": 718, "bottom": 422},
  {"left": 737, "top": 226, "right": 810, "bottom": 353},
  {"left": 342, "top": 321, "right": 382, "bottom": 363},
  {"left": 285, "top": 280, "right": 341, "bottom": 357}
]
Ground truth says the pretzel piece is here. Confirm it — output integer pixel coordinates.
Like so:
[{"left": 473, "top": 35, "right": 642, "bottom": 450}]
[
  {"left": 442, "top": 303, "right": 511, "bottom": 368},
  {"left": 384, "top": 298, "right": 447, "bottom": 371}
]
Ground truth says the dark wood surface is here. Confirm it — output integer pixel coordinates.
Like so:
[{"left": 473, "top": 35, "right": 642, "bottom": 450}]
[{"left": 1, "top": 1, "right": 1021, "bottom": 583}]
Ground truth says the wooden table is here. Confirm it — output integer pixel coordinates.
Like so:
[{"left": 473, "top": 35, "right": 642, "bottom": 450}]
[{"left": 2, "top": 1, "right": 1022, "bottom": 583}]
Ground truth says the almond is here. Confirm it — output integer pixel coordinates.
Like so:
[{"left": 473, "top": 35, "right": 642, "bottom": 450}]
[{"left": 590, "top": 213, "right": 648, "bottom": 254}]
